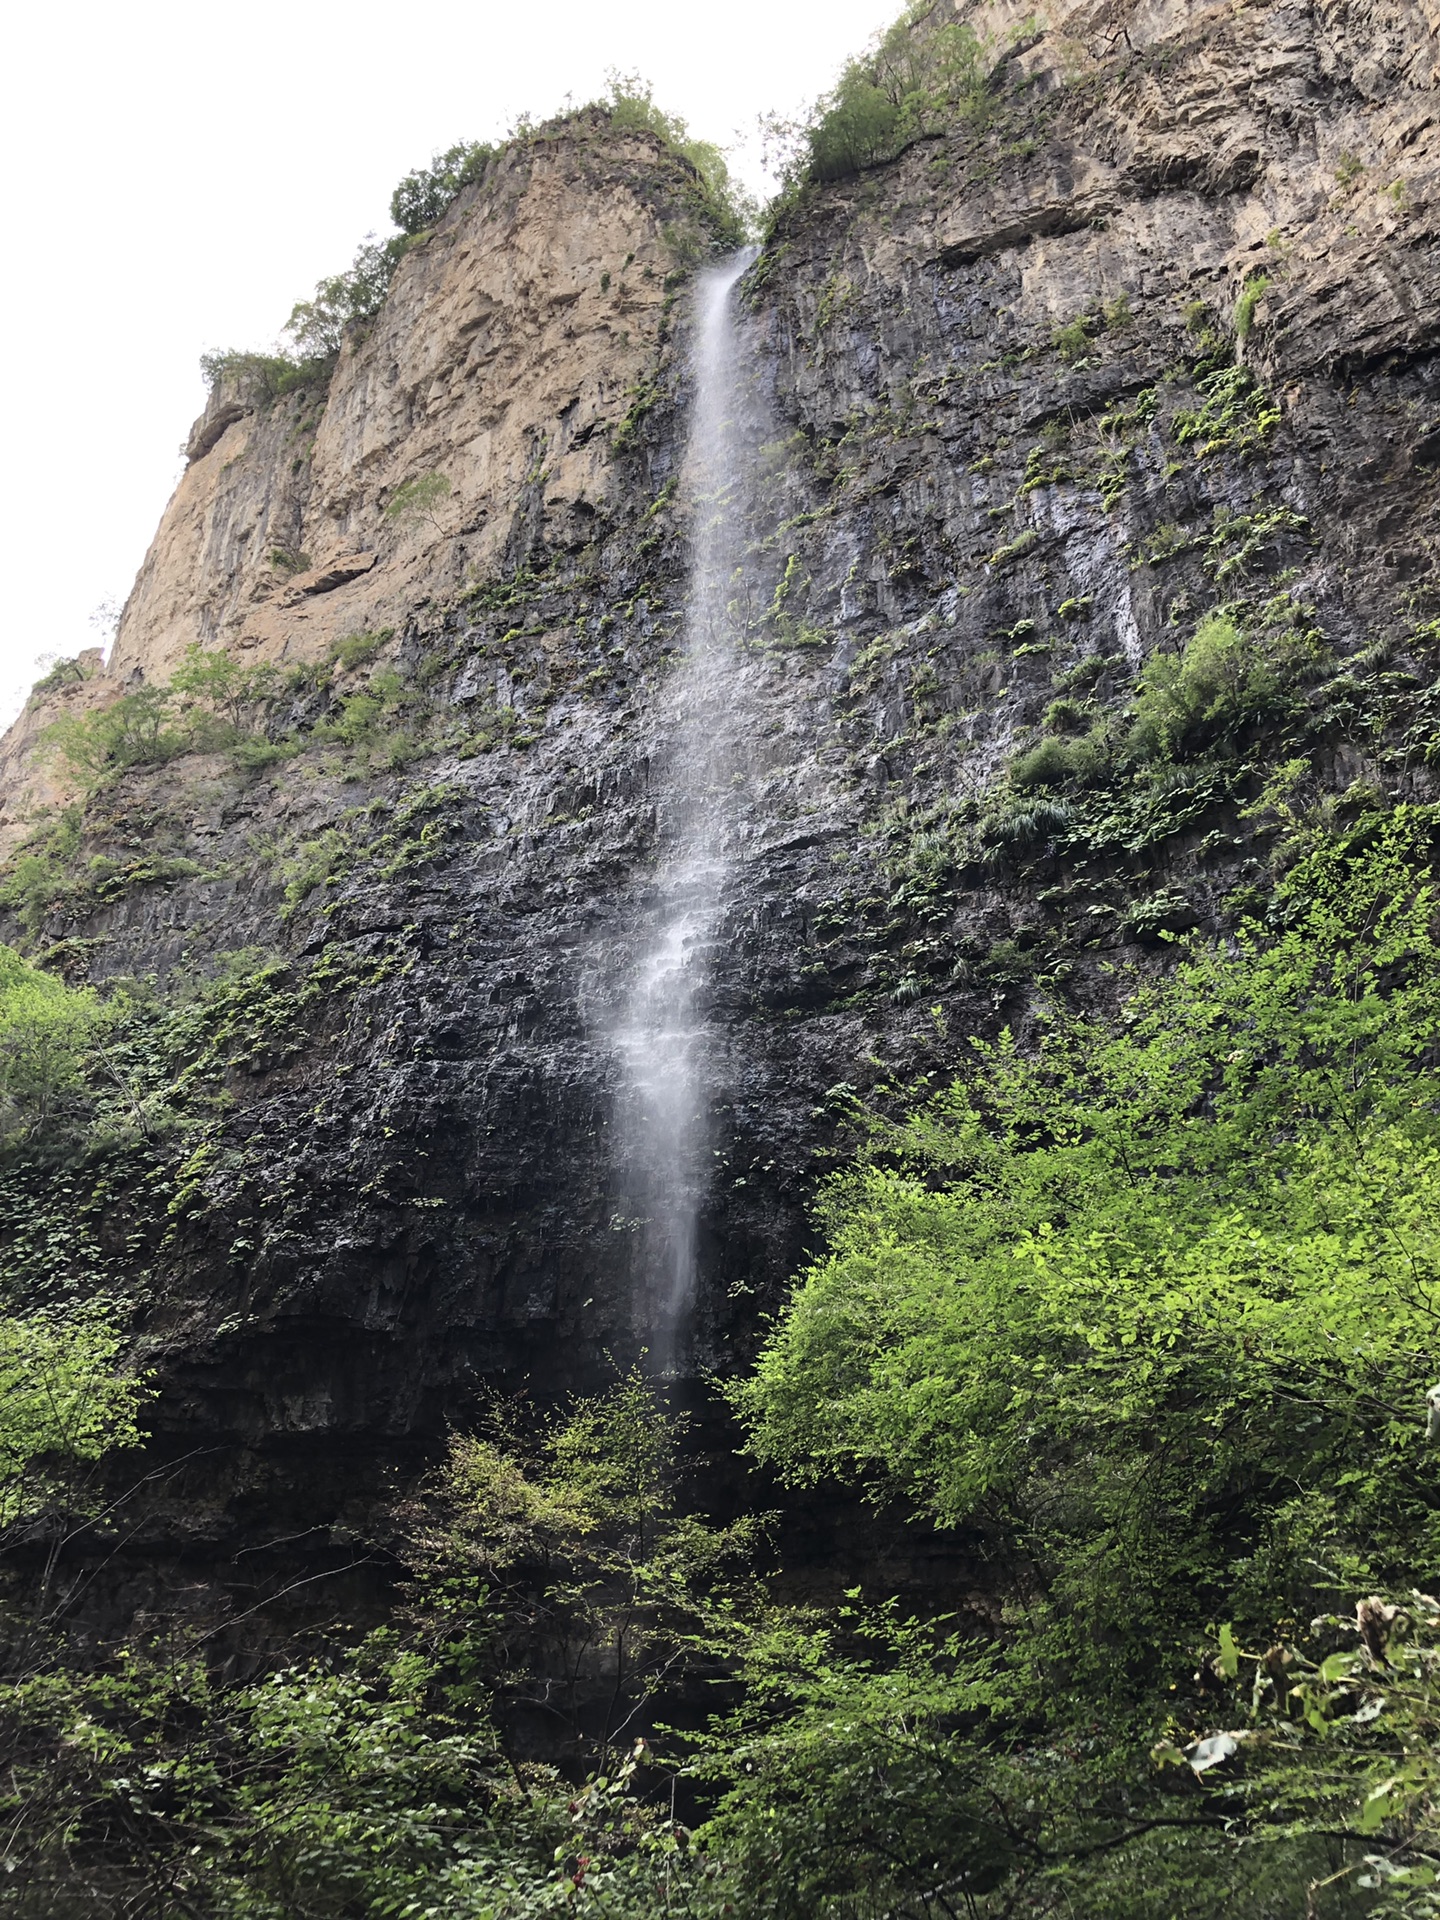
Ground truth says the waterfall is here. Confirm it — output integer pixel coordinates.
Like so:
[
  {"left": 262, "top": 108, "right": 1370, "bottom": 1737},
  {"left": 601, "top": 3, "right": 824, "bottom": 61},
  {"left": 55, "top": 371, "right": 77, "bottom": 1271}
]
[{"left": 608, "top": 247, "right": 760, "bottom": 1365}]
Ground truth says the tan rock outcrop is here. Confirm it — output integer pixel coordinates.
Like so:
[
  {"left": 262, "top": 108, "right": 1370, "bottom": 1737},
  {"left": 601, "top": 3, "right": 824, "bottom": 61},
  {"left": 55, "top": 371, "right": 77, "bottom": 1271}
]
[
  {"left": 108, "top": 120, "right": 703, "bottom": 688},
  {"left": 0, "top": 119, "right": 710, "bottom": 852}
]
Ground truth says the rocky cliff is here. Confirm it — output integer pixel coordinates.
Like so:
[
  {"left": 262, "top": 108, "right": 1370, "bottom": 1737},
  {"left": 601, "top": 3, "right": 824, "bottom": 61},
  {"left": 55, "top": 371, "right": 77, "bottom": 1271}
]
[{"left": 5, "top": 0, "right": 1440, "bottom": 1638}]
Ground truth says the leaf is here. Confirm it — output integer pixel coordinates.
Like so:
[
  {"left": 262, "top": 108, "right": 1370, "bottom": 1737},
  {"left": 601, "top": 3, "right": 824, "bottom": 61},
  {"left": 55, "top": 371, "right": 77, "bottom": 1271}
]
[
  {"left": 1356, "top": 1776, "right": 1406, "bottom": 1835},
  {"left": 1218, "top": 1623, "right": 1240, "bottom": 1678}
]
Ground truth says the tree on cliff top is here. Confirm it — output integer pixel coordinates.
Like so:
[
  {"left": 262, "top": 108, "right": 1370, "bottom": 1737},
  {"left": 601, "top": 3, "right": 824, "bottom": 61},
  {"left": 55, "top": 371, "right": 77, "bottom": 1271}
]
[
  {"left": 764, "top": 0, "right": 990, "bottom": 195},
  {"left": 202, "top": 81, "right": 749, "bottom": 402}
]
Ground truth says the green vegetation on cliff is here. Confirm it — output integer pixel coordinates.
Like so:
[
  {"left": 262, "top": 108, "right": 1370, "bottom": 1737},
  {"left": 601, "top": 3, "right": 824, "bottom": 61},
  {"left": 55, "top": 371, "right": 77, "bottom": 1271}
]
[
  {"left": 7, "top": 813, "right": 1440, "bottom": 1916},
  {"left": 201, "top": 79, "right": 749, "bottom": 403}
]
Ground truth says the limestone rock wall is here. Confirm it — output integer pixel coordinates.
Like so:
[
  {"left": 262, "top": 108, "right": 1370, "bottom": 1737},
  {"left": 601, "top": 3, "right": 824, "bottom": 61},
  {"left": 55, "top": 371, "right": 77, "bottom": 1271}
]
[{"left": 108, "top": 122, "right": 702, "bottom": 687}]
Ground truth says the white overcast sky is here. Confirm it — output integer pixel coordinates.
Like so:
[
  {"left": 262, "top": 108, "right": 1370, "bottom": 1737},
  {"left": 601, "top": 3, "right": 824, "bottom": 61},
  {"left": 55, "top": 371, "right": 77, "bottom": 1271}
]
[{"left": 0, "top": 0, "right": 899, "bottom": 726}]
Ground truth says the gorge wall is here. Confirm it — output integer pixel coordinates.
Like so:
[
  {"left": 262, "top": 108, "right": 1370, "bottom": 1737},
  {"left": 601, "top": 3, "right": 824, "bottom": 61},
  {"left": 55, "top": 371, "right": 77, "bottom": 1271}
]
[{"left": 5, "top": 0, "right": 1440, "bottom": 1637}]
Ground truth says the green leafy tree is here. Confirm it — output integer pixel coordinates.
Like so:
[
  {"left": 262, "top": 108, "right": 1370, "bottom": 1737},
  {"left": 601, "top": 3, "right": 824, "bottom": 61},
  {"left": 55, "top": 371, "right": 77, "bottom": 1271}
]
[
  {"left": 383, "top": 470, "right": 451, "bottom": 537},
  {"left": 390, "top": 139, "right": 496, "bottom": 234},
  {"left": 773, "top": 2, "right": 989, "bottom": 189},
  {"left": 0, "top": 945, "right": 102, "bottom": 1143},
  {"left": 284, "top": 234, "right": 411, "bottom": 360},
  {"left": 42, "top": 684, "right": 187, "bottom": 785},
  {"left": 719, "top": 812, "right": 1440, "bottom": 1911},
  {"left": 169, "top": 643, "right": 281, "bottom": 735},
  {"left": 0, "top": 1307, "right": 146, "bottom": 1529}
]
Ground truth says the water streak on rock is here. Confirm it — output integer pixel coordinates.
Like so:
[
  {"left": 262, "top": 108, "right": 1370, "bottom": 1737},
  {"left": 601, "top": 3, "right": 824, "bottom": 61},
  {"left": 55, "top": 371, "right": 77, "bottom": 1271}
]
[{"left": 608, "top": 248, "right": 760, "bottom": 1366}]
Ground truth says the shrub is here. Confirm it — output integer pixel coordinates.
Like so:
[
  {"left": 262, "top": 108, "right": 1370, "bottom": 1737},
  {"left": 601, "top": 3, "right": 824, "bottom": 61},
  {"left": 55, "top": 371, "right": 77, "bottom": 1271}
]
[
  {"left": 788, "top": 2, "right": 988, "bottom": 186},
  {"left": 280, "top": 827, "right": 354, "bottom": 917},
  {"left": 389, "top": 139, "right": 495, "bottom": 234},
  {"left": 1009, "top": 734, "right": 1090, "bottom": 788},
  {"left": 29, "top": 655, "right": 91, "bottom": 699},
  {"left": 1040, "top": 695, "right": 1089, "bottom": 734},
  {"left": 1052, "top": 313, "right": 1094, "bottom": 362},
  {"left": 328, "top": 629, "right": 392, "bottom": 672},
  {"left": 1233, "top": 270, "right": 1271, "bottom": 343},
  {"left": 0, "top": 1305, "right": 146, "bottom": 1526},
  {"left": 1127, "top": 611, "right": 1288, "bottom": 761},
  {"left": 197, "top": 348, "right": 329, "bottom": 403},
  {"left": 0, "top": 806, "right": 84, "bottom": 936},
  {"left": 43, "top": 685, "right": 188, "bottom": 784},
  {"left": 725, "top": 817, "right": 1440, "bottom": 1912},
  {"left": 976, "top": 795, "right": 1073, "bottom": 858},
  {"left": 0, "top": 944, "right": 103, "bottom": 1142}
]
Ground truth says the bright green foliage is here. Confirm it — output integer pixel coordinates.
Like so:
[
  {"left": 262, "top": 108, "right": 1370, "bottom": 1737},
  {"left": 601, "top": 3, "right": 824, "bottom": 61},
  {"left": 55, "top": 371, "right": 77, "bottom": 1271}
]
[
  {"left": 694, "top": 815, "right": 1440, "bottom": 1912},
  {"left": 43, "top": 684, "right": 188, "bottom": 783},
  {"left": 1234, "top": 270, "right": 1272, "bottom": 343},
  {"left": 40, "top": 645, "right": 293, "bottom": 791},
  {"left": 383, "top": 470, "right": 451, "bottom": 533},
  {"left": 11, "top": 809, "right": 1440, "bottom": 1920},
  {"left": 1009, "top": 599, "right": 1329, "bottom": 804},
  {"left": 1009, "top": 726, "right": 1108, "bottom": 789},
  {"left": 196, "top": 347, "right": 331, "bottom": 402},
  {"left": 390, "top": 138, "right": 496, "bottom": 234},
  {"left": 170, "top": 642, "right": 281, "bottom": 733},
  {"left": 0, "top": 1305, "right": 145, "bottom": 1527},
  {"left": 3, "top": 1639, "right": 574, "bottom": 1917},
  {"left": 410, "top": 1375, "right": 763, "bottom": 1752},
  {"left": 797, "top": 3, "right": 989, "bottom": 183},
  {"left": 1173, "top": 364, "right": 1282, "bottom": 458},
  {"left": 686, "top": 1605, "right": 1017, "bottom": 1918},
  {"left": 602, "top": 74, "right": 747, "bottom": 243},
  {"left": 0, "top": 806, "right": 84, "bottom": 936},
  {"left": 1127, "top": 609, "right": 1301, "bottom": 760},
  {"left": 0, "top": 946, "right": 102, "bottom": 1144},
  {"left": 284, "top": 234, "right": 412, "bottom": 360},
  {"left": 328, "top": 627, "right": 392, "bottom": 671},
  {"left": 739, "top": 816, "right": 1440, "bottom": 1676},
  {"left": 1053, "top": 312, "right": 1096, "bottom": 362}
]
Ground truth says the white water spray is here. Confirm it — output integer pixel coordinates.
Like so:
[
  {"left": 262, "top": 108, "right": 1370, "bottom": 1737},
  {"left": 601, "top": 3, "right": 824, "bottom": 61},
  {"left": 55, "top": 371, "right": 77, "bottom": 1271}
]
[{"left": 607, "top": 249, "right": 761, "bottom": 1362}]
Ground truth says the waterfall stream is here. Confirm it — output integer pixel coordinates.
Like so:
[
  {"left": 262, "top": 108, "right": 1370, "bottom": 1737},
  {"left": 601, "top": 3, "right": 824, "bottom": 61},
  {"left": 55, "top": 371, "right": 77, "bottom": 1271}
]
[{"left": 607, "top": 248, "right": 761, "bottom": 1366}]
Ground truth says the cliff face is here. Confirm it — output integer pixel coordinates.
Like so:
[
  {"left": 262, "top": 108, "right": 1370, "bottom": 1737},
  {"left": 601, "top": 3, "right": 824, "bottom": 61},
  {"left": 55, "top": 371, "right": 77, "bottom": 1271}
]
[
  {"left": 116, "top": 125, "right": 706, "bottom": 684},
  {"left": 5, "top": 0, "right": 1440, "bottom": 1632}
]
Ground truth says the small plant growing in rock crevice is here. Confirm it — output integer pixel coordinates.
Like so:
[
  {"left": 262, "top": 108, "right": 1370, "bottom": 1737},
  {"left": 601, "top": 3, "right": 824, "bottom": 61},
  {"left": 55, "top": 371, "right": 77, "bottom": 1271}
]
[
  {"left": 1233, "top": 271, "right": 1271, "bottom": 344},
  {"left": 384, "top": 474, "right": 451, "bottom": 539}
]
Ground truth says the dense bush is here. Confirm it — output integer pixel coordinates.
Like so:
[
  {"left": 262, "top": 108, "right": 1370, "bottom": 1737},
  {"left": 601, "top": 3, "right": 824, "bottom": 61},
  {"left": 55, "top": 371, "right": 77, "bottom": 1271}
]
[
  {"left": 42, "top": 644, "right": 286, "bottom": 788},
  {"left": 729, "top": 814, "right": 1440, "bottom": 1912},
  {"left": 0, "top": 1305, "right": 145, "bottom": 1529},
  {"left": 602, "top": 74, "right": 749, "bottom": 245},
  {"left": 390, "top": 139, "right": 496, "bottom": 234},
  {"left": 0, "top": 946, "right": 103, "bottom": 1145},
  {"left": 9, "top": 817, "right": 1440, "bottom": 1914},
  {"left": 1127, "top": 608, "right": 1294, "bottom": 760},
  {"left": 196, "top": 347, "right": 331, "bottom": 402},
  {"left": 768, "top": 1, "right": 989, "bottom": 192},
  {"left": 1005, "top": 601, "right": 1331, "bottom": 819}
]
